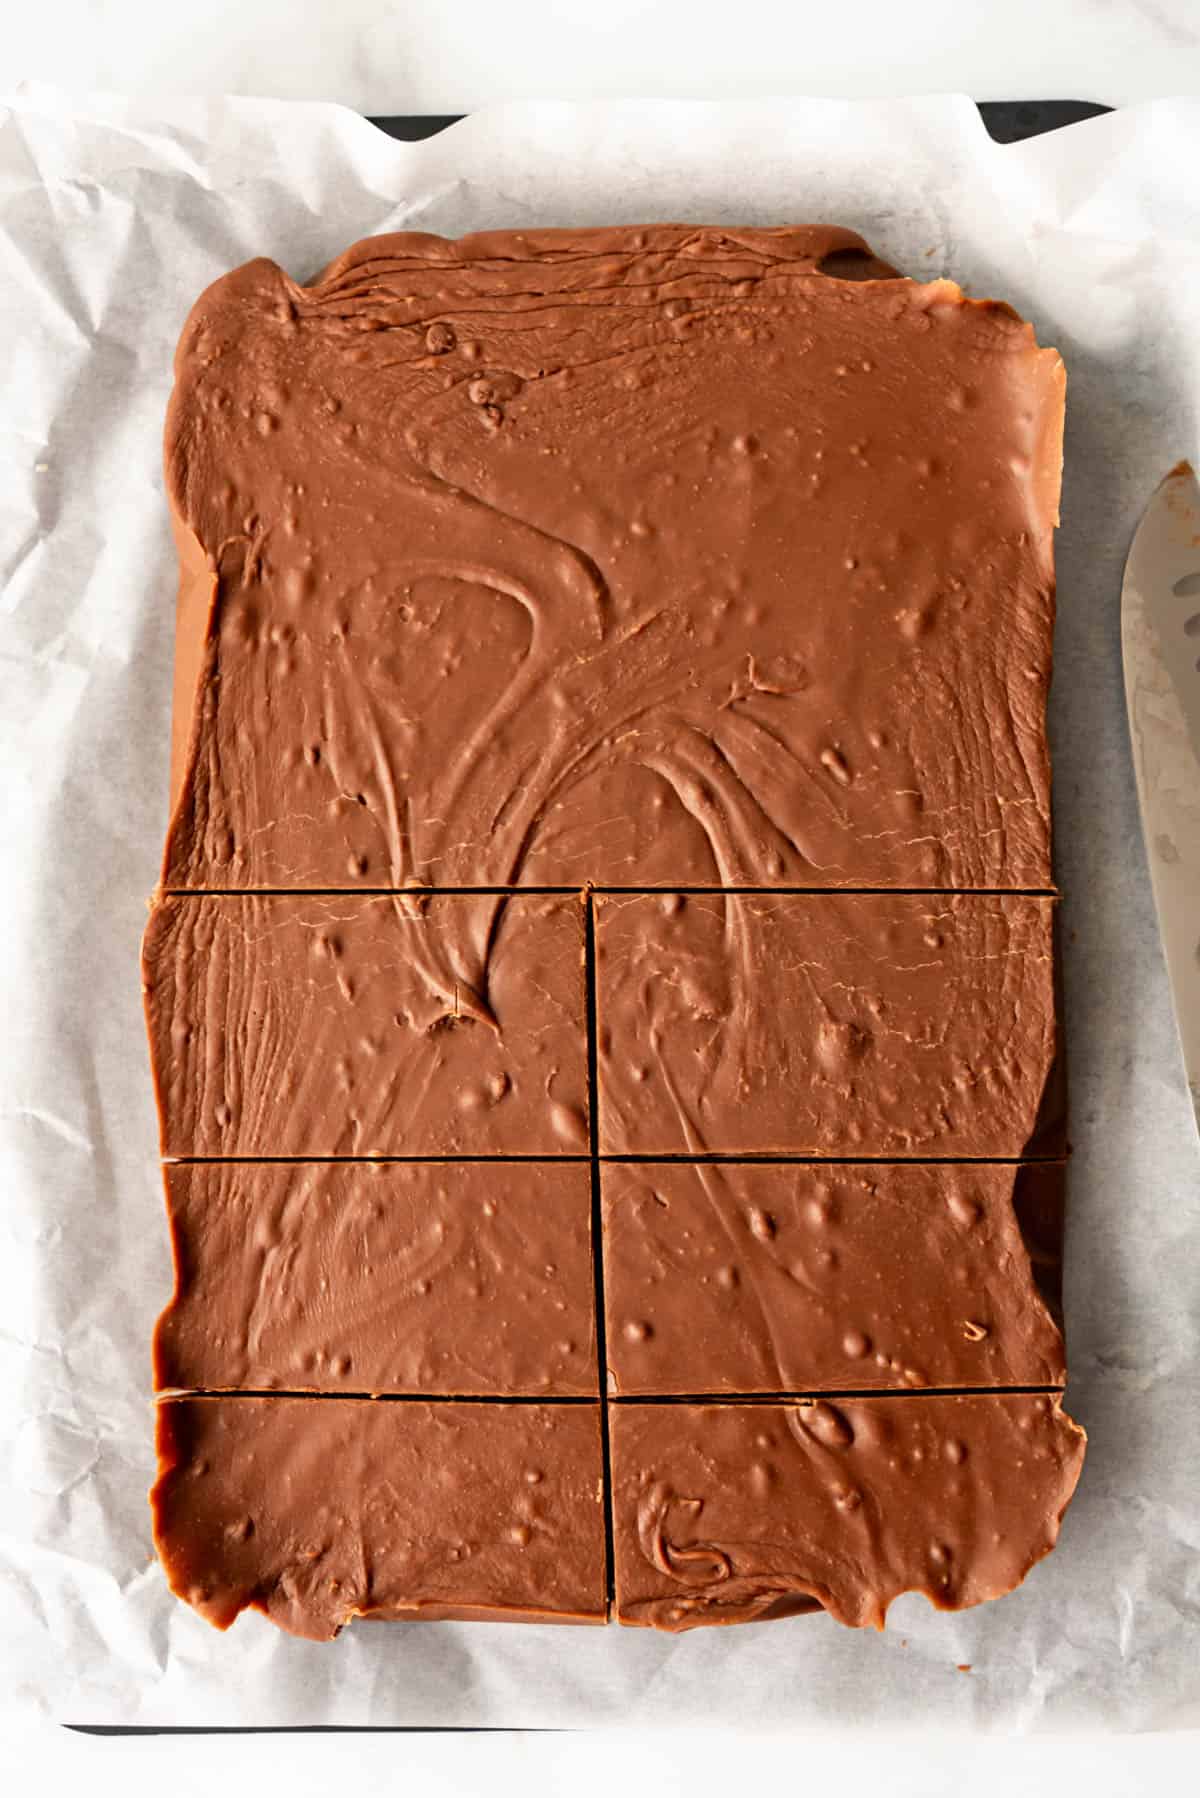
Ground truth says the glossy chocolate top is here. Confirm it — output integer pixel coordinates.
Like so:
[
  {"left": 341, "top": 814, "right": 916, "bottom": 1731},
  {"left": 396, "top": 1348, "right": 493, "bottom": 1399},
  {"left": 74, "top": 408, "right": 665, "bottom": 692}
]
[
  {"left": 157, "top": 1160, "right": 598, "bottom": 1396},
  {"left": 153, "top": 1397, "right": 608, "bottom": 1639},
  {"left": 147, "top": 224, "right": 1080, "bottom": 1645},
  {"left": 595, "top": 891, "right": 1063, "bottom": 1157},
  {"left": 143, "top": 892, "right": 588, "bottom": 1156},
  {"left": 611, "top": 1394, "right": 1085, "bottom": 1630},
  {"left": 162, "top": 224, "right": 1062, "bottom": 896},
  {"left": 602, "top": 1161, "right": 1066, "bottom": 1394}
]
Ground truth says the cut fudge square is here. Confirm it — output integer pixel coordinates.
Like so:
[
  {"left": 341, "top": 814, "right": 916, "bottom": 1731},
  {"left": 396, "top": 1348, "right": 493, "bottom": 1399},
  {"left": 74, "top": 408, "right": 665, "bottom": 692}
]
[
  {"left": 610, "top": 1394, "right": 1085, "bottom": 1630},
  {"left": 163, "top": 225, "right": 1062, "bottom": 893},
  {"left": 153, "top": 1397, "right": 608, "bottom": 1639},
  {"left": 595, "top": 892, "right": 1062, "bottom": 1157},
  {"left": 601, "top": 1161, "right": 1065, "bottom": 1395},
  {"left": 143, "top": 893, "right": 588, "bottom": 1156},
  {"left": 156, "top": 1160, "right": 598, "bottom": 1396}
]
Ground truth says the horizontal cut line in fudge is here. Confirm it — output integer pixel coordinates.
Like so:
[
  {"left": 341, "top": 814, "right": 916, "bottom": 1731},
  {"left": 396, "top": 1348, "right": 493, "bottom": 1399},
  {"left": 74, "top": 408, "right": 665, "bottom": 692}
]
[
  {"left": 164, "top": 1152, "right": 1065, "bottom": 1165},
  {"left": 165, "top": 1153, "right": 593, "bottom": 1165},
  {"left": 154, "top": 1384, "right": 1067, "bottom": 1404},
  {"left": 601, "top": 1153, "right": 1067, "bottom": 1165},
  {"left": 156, "top": 1390, "right": 609, "bottom": 1404},
  {"left": 610, "top": 1386, "right": 1068, "bottom": 1403},
  {"left": 163, "top": 885, "right": 1061, "bottom": 898}
]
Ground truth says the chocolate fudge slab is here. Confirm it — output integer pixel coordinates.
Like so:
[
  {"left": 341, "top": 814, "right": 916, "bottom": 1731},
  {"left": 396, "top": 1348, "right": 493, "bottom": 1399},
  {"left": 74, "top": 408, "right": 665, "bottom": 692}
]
[
  {"left": 147, "top": 221, "right": 1081, "bottom": 1642},
  {"left": 611, "top": 1394, "right": 1084, "bottom": 1630},
  {"left": 163, "top": 224, "right": 1062, "bottom": 894},
  {"left": 156, "top": 1161, "right": 598, "bottom": 1396},
  {"left": 142, "top": 893, "right": 588, "bottom": 1156},
  {"left": 153, "top": 1398, "right": 608, "bottom": 1638},
  {"left": 595, "top": 892, "right": 1062, "bottom": 1157},
  {"left": 602, "top": 1162, "right": 1065, "bottom": 1395}
]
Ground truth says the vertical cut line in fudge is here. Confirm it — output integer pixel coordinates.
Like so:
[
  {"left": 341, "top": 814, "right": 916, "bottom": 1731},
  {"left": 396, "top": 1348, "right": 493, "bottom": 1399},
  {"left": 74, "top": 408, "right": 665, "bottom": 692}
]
[{"left": 584, "top": 890, "right": 617, "bottom": 1609}]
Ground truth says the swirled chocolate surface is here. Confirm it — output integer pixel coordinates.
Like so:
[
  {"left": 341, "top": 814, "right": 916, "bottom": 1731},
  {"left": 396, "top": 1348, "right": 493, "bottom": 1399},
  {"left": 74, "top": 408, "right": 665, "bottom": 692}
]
[
  {"left": 153, "top": 1397, "right": 608, "bottom": 1639},
  {"left": 146, "top": 223, "right": 1081, "bottom": 1643},
  {"left": 595, "top": 891, "right": 1062, "bottom": 1156},
  {"left": 157, "top": 1160, "right": 597, "bottom": 1396},
  {"left": 163, "top": 224, "right": 1062, "bottom": 900},
  {"left": 612, "top": 1395, "right": 1084, "bottom": 1629},
  {"left": 602, "top": 1161, "right": 1065, "bottom": 1395},
  {"left": 143, "top": 892, "right": 588, "bottom": 1156}
]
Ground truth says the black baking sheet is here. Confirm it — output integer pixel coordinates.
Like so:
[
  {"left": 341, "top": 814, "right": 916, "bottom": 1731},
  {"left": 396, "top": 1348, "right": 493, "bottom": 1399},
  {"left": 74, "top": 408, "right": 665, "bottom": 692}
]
[{"left": 368, "top": 101, "right": 1110, "bottom": 145}]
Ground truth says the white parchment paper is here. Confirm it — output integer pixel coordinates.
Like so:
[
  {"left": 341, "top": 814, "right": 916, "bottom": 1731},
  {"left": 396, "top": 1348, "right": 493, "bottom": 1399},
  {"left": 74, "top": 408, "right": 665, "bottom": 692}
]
[{"left": 2, "top": 87, "right": 1198, "bottom": 1730}]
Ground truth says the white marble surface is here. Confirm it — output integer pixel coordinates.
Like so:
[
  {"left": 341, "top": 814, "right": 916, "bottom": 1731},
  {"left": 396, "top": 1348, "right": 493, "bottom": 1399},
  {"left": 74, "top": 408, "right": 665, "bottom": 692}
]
[{"left": 1, "top": 0, "right": 1199, "bottom": 110}]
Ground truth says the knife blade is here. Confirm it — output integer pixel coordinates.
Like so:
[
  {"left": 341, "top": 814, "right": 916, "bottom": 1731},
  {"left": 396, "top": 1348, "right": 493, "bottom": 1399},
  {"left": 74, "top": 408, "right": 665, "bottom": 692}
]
[{"left": 1122, "top": 460, "right": 1200, "bottom": 1138}]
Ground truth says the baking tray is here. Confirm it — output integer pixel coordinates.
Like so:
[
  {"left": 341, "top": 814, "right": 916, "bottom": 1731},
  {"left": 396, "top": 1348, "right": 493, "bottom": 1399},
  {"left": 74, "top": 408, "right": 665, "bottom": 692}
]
[
  {"left": 368, "top": 101, "right": 1111, "bottom": 146},
  {"left": 72, "top": 94, "right": 1111, "bottom": 1738}
]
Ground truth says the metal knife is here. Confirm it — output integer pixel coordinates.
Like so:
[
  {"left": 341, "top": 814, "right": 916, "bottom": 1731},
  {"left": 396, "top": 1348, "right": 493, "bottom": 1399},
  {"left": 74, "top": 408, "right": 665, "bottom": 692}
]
[{"left": 1122, "top": 460, "right": 1200, "bottom": 1137}]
